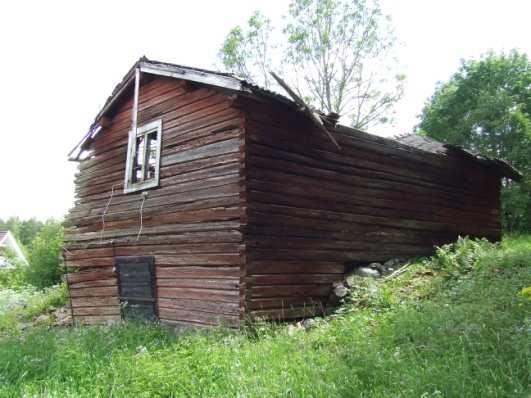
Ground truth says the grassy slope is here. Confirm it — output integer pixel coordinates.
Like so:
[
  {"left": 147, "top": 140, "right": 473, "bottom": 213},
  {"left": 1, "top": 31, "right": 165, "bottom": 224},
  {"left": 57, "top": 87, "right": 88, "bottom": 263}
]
[{"left": 0, "top": 236, "right": 529, "bottom": 397}]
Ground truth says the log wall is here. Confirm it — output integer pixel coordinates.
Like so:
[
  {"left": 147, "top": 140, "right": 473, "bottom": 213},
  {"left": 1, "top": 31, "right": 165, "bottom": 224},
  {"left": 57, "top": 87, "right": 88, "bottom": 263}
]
[
  {"left": 241, "top": 97, "right": 501, "bottom": 320},
  {"left": 64, "top": 76, "right": 246, "bottom": 328},
  {"left": 65, "top": 77, "right": 503, "bottom": 327}
]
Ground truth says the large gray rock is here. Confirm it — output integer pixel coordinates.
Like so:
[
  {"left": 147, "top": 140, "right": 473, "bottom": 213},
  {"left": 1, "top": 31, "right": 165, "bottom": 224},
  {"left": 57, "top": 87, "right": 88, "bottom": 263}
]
[
  {"left": 53, "top": 307, "right": 72, "bottom": 326},
  {"left": 370, "top": 262, "right": 387, "bottom": 275},
  {"left": 354, "top": 266, "right": 381, "bottom": 278},
  {"left": 301, "top": 318, "right": 316, "bottom": 329}
]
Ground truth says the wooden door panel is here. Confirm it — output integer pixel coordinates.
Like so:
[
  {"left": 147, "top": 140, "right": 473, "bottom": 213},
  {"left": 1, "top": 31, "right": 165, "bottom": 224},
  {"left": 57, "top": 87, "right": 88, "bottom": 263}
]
[{"left": 116, "top": 256, "right": 157, "bottom": 321}]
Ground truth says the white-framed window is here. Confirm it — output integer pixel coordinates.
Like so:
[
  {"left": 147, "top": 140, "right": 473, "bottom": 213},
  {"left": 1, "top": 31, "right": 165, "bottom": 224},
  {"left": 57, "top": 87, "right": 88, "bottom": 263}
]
[{"left": 124, "top": 119, "right": 162, "bottom": 193}]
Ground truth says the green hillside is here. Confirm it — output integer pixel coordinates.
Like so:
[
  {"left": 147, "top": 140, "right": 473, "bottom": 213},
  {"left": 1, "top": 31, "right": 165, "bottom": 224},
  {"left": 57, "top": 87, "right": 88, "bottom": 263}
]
[{"left": 0, "top": 236, "right": 529, "bottom": 397}]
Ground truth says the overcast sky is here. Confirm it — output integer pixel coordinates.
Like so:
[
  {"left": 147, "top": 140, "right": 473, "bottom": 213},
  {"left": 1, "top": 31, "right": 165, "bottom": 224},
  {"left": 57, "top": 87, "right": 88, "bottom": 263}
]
[{"left": 0, "top": 0, "right": 529, "bottom": 220}]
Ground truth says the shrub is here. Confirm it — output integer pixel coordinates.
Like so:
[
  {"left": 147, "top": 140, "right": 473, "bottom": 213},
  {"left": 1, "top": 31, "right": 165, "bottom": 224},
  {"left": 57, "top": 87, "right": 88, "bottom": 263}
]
[
  {"left": 24, "top": 221, "right": 64, "bottom": 289},
  {"left": 0, "top": 249, "right": 27, "bottom": 289},
  {"left": 428, "top": 236, "right": 495, "bottom": 277}
]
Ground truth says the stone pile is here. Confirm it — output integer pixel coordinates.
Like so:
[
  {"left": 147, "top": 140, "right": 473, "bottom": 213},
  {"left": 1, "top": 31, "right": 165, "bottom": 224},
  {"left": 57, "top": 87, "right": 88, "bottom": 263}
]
[{"left": 329, "top": 258, "right": 406, "bottom": 304}]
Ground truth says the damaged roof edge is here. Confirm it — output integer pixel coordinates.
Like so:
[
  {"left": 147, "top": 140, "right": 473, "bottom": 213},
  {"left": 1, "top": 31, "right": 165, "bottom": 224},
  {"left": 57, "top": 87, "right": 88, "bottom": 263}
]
[
  {"left": 444, "top": 143, "right": 522, "bottom": 181},
  {"left": 397, "top": 134, "right": 522, "bottom": 182},
  {"left": 68, "top": 57, "right": 250, "bottom": 160}
]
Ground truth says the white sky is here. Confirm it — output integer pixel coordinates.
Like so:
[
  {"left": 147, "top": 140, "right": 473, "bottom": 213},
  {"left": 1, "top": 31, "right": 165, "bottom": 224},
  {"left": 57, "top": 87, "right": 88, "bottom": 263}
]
[{"left": 0, "top": 0, "right": 529, "bottom": 220}]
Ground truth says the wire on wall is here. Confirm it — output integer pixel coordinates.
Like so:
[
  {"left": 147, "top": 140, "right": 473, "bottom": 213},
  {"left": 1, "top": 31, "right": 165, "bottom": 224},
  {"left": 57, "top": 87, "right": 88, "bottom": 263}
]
[
  {"left": 136, "top": 192, "right": 148, "bottom": 241},
  {"left": 100, "top": 183, "right": 121, "bottom": 243}
]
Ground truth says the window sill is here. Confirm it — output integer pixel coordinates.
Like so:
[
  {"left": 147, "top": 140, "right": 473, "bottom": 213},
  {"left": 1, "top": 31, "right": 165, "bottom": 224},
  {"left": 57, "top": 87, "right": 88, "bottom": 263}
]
[{"left": 124, "top": 179, "right": 159, "bottom": 194}]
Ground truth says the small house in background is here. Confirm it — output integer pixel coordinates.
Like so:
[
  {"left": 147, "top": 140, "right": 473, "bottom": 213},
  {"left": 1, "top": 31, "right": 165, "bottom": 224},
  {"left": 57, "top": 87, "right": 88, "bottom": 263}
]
[
  {"left": 0, "top": 231, "right": 27, "bottom": 267},
  {"left": 63, "top": 57, "right": 521, "bottom": 328}
]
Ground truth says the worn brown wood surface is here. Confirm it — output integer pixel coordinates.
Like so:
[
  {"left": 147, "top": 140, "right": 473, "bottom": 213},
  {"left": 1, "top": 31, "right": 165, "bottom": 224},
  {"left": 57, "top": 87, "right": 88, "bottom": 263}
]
[
  {"left": 65, "top": 76, "right": 244, "bottom": 327},
  {"left": 241, "top": 96, "right": 501, "bottom": 321},
  {"left": 65, "top": 75, "right": 503, "bottom": 327}
]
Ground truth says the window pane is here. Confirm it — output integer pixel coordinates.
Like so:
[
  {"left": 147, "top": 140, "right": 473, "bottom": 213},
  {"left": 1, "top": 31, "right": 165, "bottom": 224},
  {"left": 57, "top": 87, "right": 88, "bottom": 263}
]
[
  {"left": 133, "top": 136, "right": 145, "bottom": 183},
  {"left": 145, "top": 131, "right": 158, "bottom": 180},
  {"left": 127, "top": 121, "right": 161, "bottom": 191}
]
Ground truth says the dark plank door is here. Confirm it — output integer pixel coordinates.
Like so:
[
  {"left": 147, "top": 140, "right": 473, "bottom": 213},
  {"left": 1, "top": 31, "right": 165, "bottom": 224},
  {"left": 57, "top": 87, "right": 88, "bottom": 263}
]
[{"left": 116, "top": 256, "right": 157, "bottom": 321}]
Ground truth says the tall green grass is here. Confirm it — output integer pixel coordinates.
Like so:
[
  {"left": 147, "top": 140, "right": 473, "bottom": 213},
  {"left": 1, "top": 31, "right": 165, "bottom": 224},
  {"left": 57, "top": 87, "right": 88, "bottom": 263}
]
[{"left": 0, "top": 236, "right": 529, "bottom": 397}]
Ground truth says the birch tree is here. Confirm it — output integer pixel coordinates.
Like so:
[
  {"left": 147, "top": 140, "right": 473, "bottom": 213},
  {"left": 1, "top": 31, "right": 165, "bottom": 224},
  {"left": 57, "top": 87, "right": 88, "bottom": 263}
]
[{"left": 218, "top": 0, "right": 404, "bottom": 129}]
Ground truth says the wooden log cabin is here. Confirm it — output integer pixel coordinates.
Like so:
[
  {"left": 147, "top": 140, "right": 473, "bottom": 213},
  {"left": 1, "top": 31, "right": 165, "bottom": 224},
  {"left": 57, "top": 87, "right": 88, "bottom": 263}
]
[{"left": 64, "top": 57, "right": 521, "bottom": 328}]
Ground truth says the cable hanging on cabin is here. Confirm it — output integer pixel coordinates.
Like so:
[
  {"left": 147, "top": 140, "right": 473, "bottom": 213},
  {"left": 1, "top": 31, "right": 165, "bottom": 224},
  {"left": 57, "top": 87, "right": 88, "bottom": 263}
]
[
  {"left": 61, "top": 246, "right": 73, "bottom": 256},
  {"left": 136, "top": 192, "right": 148, "bottom": 241},
  {"left": 100, "top": 183, "right": 121, "bottom": 243}
]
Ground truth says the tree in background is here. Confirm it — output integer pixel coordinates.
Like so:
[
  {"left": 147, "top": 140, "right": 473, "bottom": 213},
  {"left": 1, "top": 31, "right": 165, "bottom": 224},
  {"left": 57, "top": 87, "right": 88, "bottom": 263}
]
[
  {"left": 418, "top": 51, "right": 531, "bottom": 232},
  {"left": 219, "top": 11, "right": 275, "bottom": 89},
  {"left": 0, "top": 217, "right": 44, "bottom": 249},
  {"left": 18, "top": 219, "right": 44, "bottom": 247},
  {"left": 0, "top": 248, "right": 27, "bottom": 288},
  {"left": 24, "top": 221, "right": 64, "bottom": 289},
  {"left": 218, "top": 0, "right": 404, "bottom": 129}
]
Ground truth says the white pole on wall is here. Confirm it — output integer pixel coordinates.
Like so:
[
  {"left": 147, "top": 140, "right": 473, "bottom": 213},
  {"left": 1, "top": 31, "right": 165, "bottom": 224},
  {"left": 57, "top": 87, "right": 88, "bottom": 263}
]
[{"left": 132, "top": 67, "right": 140, "bottom": 136}]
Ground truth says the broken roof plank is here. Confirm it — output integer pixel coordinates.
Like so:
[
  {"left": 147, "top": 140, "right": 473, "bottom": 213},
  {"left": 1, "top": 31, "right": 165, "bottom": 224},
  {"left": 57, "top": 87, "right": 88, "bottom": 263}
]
[{"left": 269, "top": 71, "right": 341, "bottom": 151}]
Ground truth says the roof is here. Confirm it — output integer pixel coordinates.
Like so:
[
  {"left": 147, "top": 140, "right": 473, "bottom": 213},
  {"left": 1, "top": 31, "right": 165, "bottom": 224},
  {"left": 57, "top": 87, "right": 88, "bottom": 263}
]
[
  {"left": 396, "top": 134, "right": 522, "bottom": 181},
  {"left": 395, "top": 134, "right": 447, "bottom": 154},
  {"left": 0, "top": 231, "right": 8, "bottom": 244},
  {"left": 69, "top": 57, "right": 294, "bottom": 160},
  {"left": 69, "top": 57, "right": 522, "bottom": 181}
]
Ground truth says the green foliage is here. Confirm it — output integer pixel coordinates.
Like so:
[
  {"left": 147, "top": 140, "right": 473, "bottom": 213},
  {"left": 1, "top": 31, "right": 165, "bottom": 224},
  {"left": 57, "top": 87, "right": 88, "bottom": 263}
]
[
  {"left": 0, "top": 219, "right": 65, "bottom": 290},
  {"left": 219, "top": 26, "right": 247, "bottom": 74},
  {"left": 501, "top": 178, "right": 531, "bottom": 231},
  {"left": 0, "top": 259, "right": 26, "bottom": 290},
  {"left": 0, "top": 236, "right": 529, "bottom": 396},
  {"left": 0, "top": 217, "right": 63, "bottom": 288},
  {"left": 429, "top": 236, "right": 494, "bottom": 278},
  {"left": 219, "top": 11, "right": 273, "bottom": 87},
  {"left": 18, "top": 218, "right": 45, "bottom": 247},
  {"left": 418, "top": 50, "right": 531, "bottom": 232},
  {"left": 218, "top": 0, "right": 404, "bottom": 129},
  {"left": 0, "top": 217, "right": 44, "bottom": 248},
  {"left": 22, "top": 284, "right": 67, "bottom": 320},
  {"left": 0, "top": 217, "right": 22, "bottom": 242},
  {"left": 24, "top": 221, "right": 64, "bottom": 289},
  {"left": 0, "top": 284, "right": 67, "bottom": 335}
]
